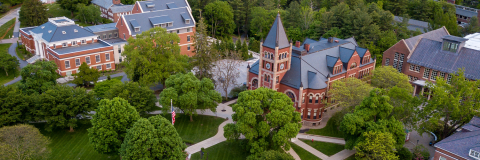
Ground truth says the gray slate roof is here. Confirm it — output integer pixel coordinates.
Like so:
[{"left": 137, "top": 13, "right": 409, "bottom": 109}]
[
  {"left": 51, "top": 40, "right": 111, "bottom": 55},
  {"left": 123, "top": 7, "right": 194, "bottom": 35},
  {"left": 435, "top": 117, "right": 480, "bottom": 160},
  {"left": 251, "top": 37, "right": 373, "bottom": 90},
  {"left": 137, "top": 0, "right": 188, "bottom": 12},
  {"left": 407, "top": 38, "right": 480, "bottom": 80},
  {"left": 394, "top": 16, "right": 429, "bottom": 33},
  {"left": 103, "top": 38, "right": 128, "bottom": 45},
  {"left": 84, "top": 23, "right": 117, "bottom": 33},
  {"left": 455, "top": 5, "right": 479, "bottom": 18},
  {"left": 110, "top": 5, "right": 133, "bottom": 13},
  {"left": 92, "top": 0, "right": 114, "bottom": 9},
  {"left": 29, "top": 22, "right": 96, "bottom": 42},
  {"left": 403, "top": 27, "right": 449, "bottom": 50},
  {"left": 443, "top": 35, "right": 468, "bottom": 42},
  {"left": 263, "top": 13, "right": 290, "bottom": 49}
]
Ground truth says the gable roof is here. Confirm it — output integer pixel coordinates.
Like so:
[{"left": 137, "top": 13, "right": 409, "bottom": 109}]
[
  {"left": 122, "top": 7, "right": 194, "bottom": 35},
  {"left": 263, "top": 13, "right": 290, "bottom": 49},
  {"left": 407, "top": 38, "right": 480, "bottom": 80},
  {"left": 29, "top": 22, "right": 96, "bottom": 42},
  {"left": 339, "top": 47, "right": 355, "bottom": 65},
  {"left": 137, "top": 0, "right": 188, "bottom": 12},
  {"left": 455, "top": 5, "right": 479, "bottom": 18},
  {"left": 92, "top": 0, "right": 114, "bottom": 9},
  {"left": 403, "top": 27, "right": 449, "bottom": 50},
  {"left": 435, "top": 117, "right": 480, "bottom": 160},
  {"left": 394, "top": 16, "right": 429, "bottom": 33}
]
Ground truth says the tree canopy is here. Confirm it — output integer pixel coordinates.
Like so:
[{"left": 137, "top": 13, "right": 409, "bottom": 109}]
[
  {"left": 93, "top": 79, "right": 122, "bottom": 99},
  {"left": 105, "top": 82, "right": 157, "bottom": 116},
  {"left": 119, "top": 115, "right": 187, "bottom": 159},
  {"left": 192, "top": 17, "right": 218, "bottom": 80},
  {"left": 340, "top": 89, "right": 406, "bottom": 150},
  {"left": 123, "top": 27, "right": 190, "bottom": 86},
  {"left": 36, "top": 85, "right": 97, "bottom": 132},
  {"left": 18, "top": 60, "right": 58, "bottom": 94},
  {"left": 354, "top": 131, "right": 399, "bottom": 160},
  {"left": 0, "top": 124, "right": 51, "bottom": 160},
  {"left": 0, "top": 86, "right": 33, "bottom": 127},
  {"left": 75, "top": 4, "right": 102, "bottom": 25},
  {"left": 419, "top": 69, "right": 480, "bottom": 140},
  {"left": 204, "top": 1, "right": 236, "bottom": 38},
  {"left": 72, "top": 62, "right": 100, "bottom": 87},
  {"left": 88, "top": 97, "right": 140, "bottom": 154},
  {"left": 159, "top": 72, "right": 222, "bottom": 121},
  {"left": 19, "top": 0, "right": 47, "bottom": 27},
  {"left": 328, "top": 77, "right": 373, "bottom": 109},
  {"left": 56, "top": 0, "right": 89, "bottom": 17},
  {"left": 371, "top": 66, "right": 413, "bottom": 92},
  {"left": 0, "top": 52, "right": 19, "bottom": 77},
  {"left": 223, "top": 87, "right": 302, "bottom": 154},
  {"left": 246, "top": 150, "right": 295, "bottom": 160}
]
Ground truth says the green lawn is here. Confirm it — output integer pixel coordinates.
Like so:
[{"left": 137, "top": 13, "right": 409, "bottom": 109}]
[
  {"left": 306, "top": 112, "right": 345, "bottom": 138},
  {"left": 190, "top": 141, "right": 249, "bottom": 160},
  {"left": 300, "top": 140, "right": 345, "bottom": 156},
  {"left": 289, "top": 142, "right": 321, "bottom": 160},
  {"left": 0, "top": 18, "right": 15, "bottom": 39},
  {"left": 0, "top": 43, "right": 19, "bottom": 86},
  {"left": 156, "top": 113, "right": 226, "bottom": 144},
  {"left": 32, "top": 120, "right": 120, "bottom": 160}
]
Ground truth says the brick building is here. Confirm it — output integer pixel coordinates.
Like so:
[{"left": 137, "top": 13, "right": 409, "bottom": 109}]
[
  {"left": 454, "top": 4, "right": 480, "bottom": 25},
  {"left": 19, "top": 17, "right": 115, "bottom": 76},
  {"left": 117, "top": 1, "right": 195, "bottom": 56},
  {"left": 433, "top": 116, "right": 480, "bottom": 160},
  {"left": 383, "top": 27, "right": 480, "bottom": 97},
  {"left": 91, "top": 0, "right": 133, "bottom": 22},
  {"left": 84, "top": 23, "right": 128, "bottom": 64},
  {"left": 247, "top": 14, "right": 375, "bottom": 126}
]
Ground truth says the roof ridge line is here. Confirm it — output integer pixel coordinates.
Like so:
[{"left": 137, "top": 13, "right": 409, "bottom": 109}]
[
  {"left": 300, "top": 57, "right": 327, "bottom": 78},
  {"left": 436, "top": 130, "right": 480, "bottom": 144}
]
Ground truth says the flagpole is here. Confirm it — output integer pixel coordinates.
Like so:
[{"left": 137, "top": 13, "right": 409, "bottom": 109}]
[{"left": 171, "top": 99, "right": 173, "bottom": 125}]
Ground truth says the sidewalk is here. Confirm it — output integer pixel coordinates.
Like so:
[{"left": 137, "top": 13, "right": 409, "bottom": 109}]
[
  {"left": 184, "top": 119, "right": 233, "bottom": 154},
  {"left": 291, "top": 138, "right": 329, "bottom": 160}
]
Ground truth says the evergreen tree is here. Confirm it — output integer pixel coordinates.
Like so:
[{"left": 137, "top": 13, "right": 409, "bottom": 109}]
[
  {"left": 19, "top": 0, "right": 47, "bottom": 27},
  {"left": 192, "top": 17, "right": 217, "bottom": 80}
]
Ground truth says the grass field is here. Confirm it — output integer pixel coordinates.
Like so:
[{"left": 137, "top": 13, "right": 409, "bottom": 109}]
[
  {"left": 190, "top": 141, "right": 249, "bottom": 160},
  {"left": 0, "top": 18, "right": 15, "bottom": 39},
  {"left": 289, "top": 142, "right": 321, "bottom": 160},
  {"left": 300, "top": 140, "right": 345, "bottom": 156},
  {"left": 157, "top": 113, "right": 226, "bottom": 144},
  {"left": 306, "top": 112, "right": 345, "bottom": 138},
  {"left": 32, "top": 120, "right": 120, "bottom": 160},
  {"left": 0, "top": 43, "right": 19, "bottom": 86}
]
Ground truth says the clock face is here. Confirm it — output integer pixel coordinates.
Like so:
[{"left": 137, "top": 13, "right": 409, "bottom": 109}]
[
  {"left": 266, "top": 63, "right": 271, "bottom": 69},
  {"left": 280, "top": 64, "right": 285, "bottom": 70}
]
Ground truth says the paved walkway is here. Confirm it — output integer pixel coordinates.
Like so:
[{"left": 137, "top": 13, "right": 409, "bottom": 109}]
[
  {"left": 185, "top": 119, "right": 233, "bottom": 154},
  {"left": 286, "top": 147, "right": 301, "bottom": 160},
  {"left": 292, "top": 138, "right": 330, "bottom": 160},
  {"left": 293, "top": 133, "right": 355, "bottom": 160}
]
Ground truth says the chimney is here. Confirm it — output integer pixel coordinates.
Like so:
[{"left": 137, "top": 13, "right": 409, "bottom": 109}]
[
  {"left": 295, "top": 41, "right": 301, "bottom": 48},
  {"left": 304, "top": 43, "right": 310, "bottom": 52},
  {"left": 328, "top": 37, "right": 333, "bottom": 43},
  {"left": 113, "top": 0, "right": 121, "bottom": 5}
]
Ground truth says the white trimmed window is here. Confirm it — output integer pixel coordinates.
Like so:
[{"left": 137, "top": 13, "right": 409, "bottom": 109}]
[
  {"left": 96, "top": 65, "right": 102, "bottom": 70},
  {"left": 86, "top": 57, "right": 91, "bottom": 64},
  {"left": 415, "top": 65, "right": 420, "bottom": 72},
  {"left": 187, "top": 44, "right": 190, "bottom": 50},
  {"left": 95, "top": 55, "right": 100, "bottom": 63},
  {"left": 53, "top": 44, "right": 56, "bottom": 49},
  {"left": 409, "top": 64, "right": 415, "bottom": 71},
  {"left": 65, "top": 61, "right": 70, "bottom": 68},
  {"left": 75, "top": 59, "right": 80, "bottom": 67},
  {"left": 447, "top": 74, "right": 452, "bottom": 84},
  {"left": 187, "top": 28, "right": 191, "bottom": 32},
  {"left": 431, "top": 70, "right": 438, "bottom": 81},
  {"left": 440, "top": 72, "right": 446, "bottom": 80},
  {"left": 439, "top": 156, "right": 446, "bottom": 160},
  {"left": 72, "top": 41, "right": 77, "bottom": 45},
  {"left": 187, "top": 35, "right": 190, "bottom": 42},
  {"left": 62, "top": 42, "right": 67, "bottom": 47},
  {"left": 423, "top": 68, "right": 430, "bottom": 79},
  {"left": 106, "top": 63, "right": 111, "bottom": 69},
  {"left": 307, "top": 109, "right": 311, "bottom": 119},
  {"left": 81, "top": 39, "right": 86, "bottom": 44},
  {"left": 105, "top": 53, "right": 110, "bottom": 61}
]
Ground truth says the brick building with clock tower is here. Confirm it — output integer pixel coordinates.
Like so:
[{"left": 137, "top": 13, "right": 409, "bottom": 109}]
[{"left": 247, "top": 13, "right": 376, "bottom": 126}]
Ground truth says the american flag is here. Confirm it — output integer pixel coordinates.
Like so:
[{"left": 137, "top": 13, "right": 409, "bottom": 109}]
[{"left": 171, "top": 99, "right": 175, "bottom": 125}]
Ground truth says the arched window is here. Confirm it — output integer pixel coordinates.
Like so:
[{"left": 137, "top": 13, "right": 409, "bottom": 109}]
[
  {"left": 309, "top": 94, "right": 313, "bottom": 103},
  {"left": 286, "top": 91, "right": 295, "bottom": 102},
  {"left": 264, "top": 74, "right": 268, "bottom": 81},
  {"left": 271, "top": 53, "right": 274, "bottom": 59},
  {"left": 350, "top": 62, "right": 357, "bottom": 69},
  {"left": 267, "top": 75, "right": 270, "bottom": 82},
  {"left": 252, "top": 79, "right": 258, "bottom": 88},
  {"left": 315, "top": 95, "right": 319, "bottom": 103},
  {"left": 302, "top": 94, "right": 305, "bottom": 103}
]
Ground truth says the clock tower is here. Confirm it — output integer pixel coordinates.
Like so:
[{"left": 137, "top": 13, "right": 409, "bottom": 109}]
[{"left": 258, "top": 13, "right": 292, "bottom": 90}]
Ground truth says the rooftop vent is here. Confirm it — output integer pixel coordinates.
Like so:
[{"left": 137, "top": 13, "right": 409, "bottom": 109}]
[
  {"left": 146, "top": 2, "right": 155, "bottom": 8},
  {"left": 62, "top": 31, "right": 66, "bottom": 34},
  {"left": 41, "top": 26, "right": 45, "bottom": 29},
  {"left": 48, "top": 30, "right": 52, "bottom": 33},
  {"left": 74, "top": 29, "right": 78, "bottom": 32},
  {"left": 167, "top": 2, "right": 177, "bottom": 9}
]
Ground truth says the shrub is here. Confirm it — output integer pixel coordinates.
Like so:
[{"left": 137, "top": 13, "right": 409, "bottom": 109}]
[
  {"left": 228, "top": 85, "right": 247, "bottom": 98},
  {"left": 396, "top": 147, "right": 413, "bottom": 160}
]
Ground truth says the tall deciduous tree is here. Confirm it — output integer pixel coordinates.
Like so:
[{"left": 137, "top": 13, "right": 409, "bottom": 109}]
[
  {"left": 36, "top": 85, "right": 97, "bottom": 132},
  {"left": 93, "top": 79, "right": 122, "bottom": 99},
  {"left": 371, "top": 66, "right": 412, "bottom": 92},
  {"left": 328, "top": 77, "right": 372, "bottom": 109},
  {"left": 463, "top": 16, "right": 480, "bottom": 35},
  {"left": 105, "top": 82, "right": 157, "bottom": 116},
  {"left": 192, "top": 17, "right": 218, "bottom": 80},
  {"left": 18, "top": 61, "right": 58, "bottom": 94},
  {"left": 0, "top": 86, "right": 32, "bottom": 127},
  {"left": 159, "top": 72, "right": 222, "bottom": 121},
  {"left": 204, "top": 1, "right": 236, "bottom": 38},
  {"left": 123, "top": 27, "right": 189, "bottom": 86},
  {"left": 72, "top": 62, "right": 101, "bottom": 87},
  {"left": 224, "top": 87, "right": 302, "bottom": 154},
  {"left": 419, "top": 69, "right": 480, "bottom": 140},
  {"left": 88, "top": 97, "right": 140, "bottom": 154},
  {"left": 19, "top": 0, "right": 47, "bottom": 27},
  {"left": 341, "top": 89, "right": 406, "bottom": 150},
  {"left": 56, "top": 0, "right": 89, "bottom": 17},
  {"left": 75, "top": 4, "right": 102, "bottom": 25},
  {"left": 212, "top": 51, "right": 242, "bottom": 99},
  {"left": 0, "top": 124, "right": 51, "bottom": 160},
  {"left": 0, "top": 52, "right": 19, "bottom": 77},
  {"left": 355, "top": 131, "right": 399, "bottom": 160},
  {"left": 120, "top": 115, "right": 187, "bottom": 159}
]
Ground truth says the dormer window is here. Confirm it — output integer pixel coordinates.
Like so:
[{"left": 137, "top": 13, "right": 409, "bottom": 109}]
[
  {"left": 185, "top": 20, "right": 190, "bottom": 24},
  {"left": 162, "top": 24, "right": 166, "bottom": 27},
  {"left": 443, "top": 41, "right": 459, "bottom": 53},
  {"left": 470, "top": 149, "right": 480, "bottom": 159},
  {"left": 168, "top": 22, "right": 173, "bottom": 27},
  {"left": 135, "top": 27, "right": 140, "bottom": 32}
]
